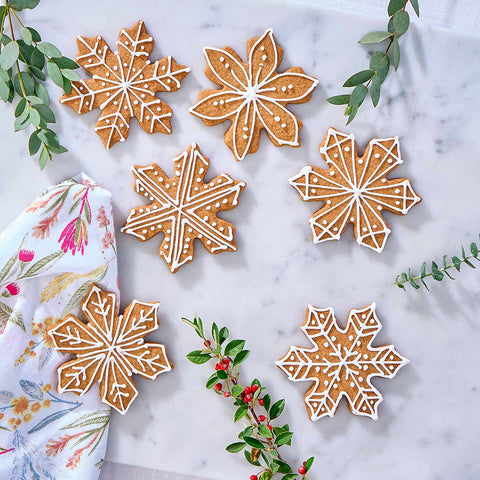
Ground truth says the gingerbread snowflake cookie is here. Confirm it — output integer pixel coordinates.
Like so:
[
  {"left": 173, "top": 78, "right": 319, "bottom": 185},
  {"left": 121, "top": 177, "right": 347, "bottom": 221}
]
[
  {"left": 60, "top": 20, "right": 190, "bottom": 149},
  {"left": 190, "top": 28, "right": 318, "bottom": 161},
  {"left": 48, "top": 284, "right": 173, "bottom": 414},
  {"left": 290, "top": 128, "right": 421, "bottom": 252},
  {"left": 276, "top": 303, "right": 408, "bottom": 421},
  {"left": 121, "top": 143, "right": 246, "bottom": 273}
]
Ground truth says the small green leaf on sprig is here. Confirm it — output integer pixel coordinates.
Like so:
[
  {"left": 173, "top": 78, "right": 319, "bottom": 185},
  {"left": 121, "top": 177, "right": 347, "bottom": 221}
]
[
  {"left": 183, "top": 315, "right": 315, "bottom": 480},
  {"left": 0, "top": 0, "right": 80, "bottom": 169},
  {"left": 327, "top": 0, "right": 419, "bottom": 124},
  {"left": 393, "top": 234, "right": 480, "bottom": 291}
]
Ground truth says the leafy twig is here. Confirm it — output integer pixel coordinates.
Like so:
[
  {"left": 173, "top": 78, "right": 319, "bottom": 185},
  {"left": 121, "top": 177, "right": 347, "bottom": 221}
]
[
  {"left": 184, "top": 316, "right": 314, "bottom": 480},
  {"left": 393, "top": 234, "right": 480, "bottom": 290},
  {"left": 0, "top": 0, "right": 80, "bottom": 169},
  {"left": 327, "top": 0, "right": 419, "bottom": 124}
]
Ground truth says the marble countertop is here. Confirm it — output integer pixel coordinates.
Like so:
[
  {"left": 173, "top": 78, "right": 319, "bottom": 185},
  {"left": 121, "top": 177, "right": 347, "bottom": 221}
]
[{"left": 1, "top": 0, "right": 480, "bottom": 479}]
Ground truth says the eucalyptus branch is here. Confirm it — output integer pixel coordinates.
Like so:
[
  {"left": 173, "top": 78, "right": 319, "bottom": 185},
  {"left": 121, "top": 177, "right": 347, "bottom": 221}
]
[
  {"left": 393, "top": 234, "right": 480, "bottom": 291},
  {"left": 0, "top": 0, "right": 80, "bottom": 169},
  {"left": 183, "top": 316, "right": 314, "bottom": 480},
  {"left": 327, "top": 0, "right": 419, "bottom": 124}
]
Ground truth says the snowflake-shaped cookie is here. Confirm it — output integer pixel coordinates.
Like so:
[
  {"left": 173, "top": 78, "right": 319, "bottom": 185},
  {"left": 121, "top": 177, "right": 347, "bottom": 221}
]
[
  {"left": 290, "top": 128, "right": 421, "bottom": 252},
  {"left": 48, "top": 284, "right": 173, "bottom": 414},
  {"left": 121, "top": 143, "right": 246, "bottom": 273},
  {"left": 60, "top": 20, "right": 190, "bottom": 150},
  {"left": 189, "top": 28, "right": 318, "bottom": 161},
  {"left": 276, "top": 303, "right": 408, "bottom": 421}
]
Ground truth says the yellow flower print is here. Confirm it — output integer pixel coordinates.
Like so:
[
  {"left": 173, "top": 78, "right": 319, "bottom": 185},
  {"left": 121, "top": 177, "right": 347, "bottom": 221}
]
[
  {"left": 0, "top": 412, "right": 4, "bottom": 420},
  {"left": 11, "top": 396, "right": 29, "bottom": 414},
  {"left": 28, "top": 340, "right": 35, "bottom": 348},
  {"left": 8, "top": 417, "right": 15, "bottom": 426},
  {"left": 42, "top": 384, "right": 52, "bottom": 393},
  {"left": 43, "top": 399, "right": 51, "bottom": 408},
  {"left": 23, "top": 413, "right": 32, "bottom": 423},
  {"left": 31, "top": 401, "right": 42, "bottom": 412}
]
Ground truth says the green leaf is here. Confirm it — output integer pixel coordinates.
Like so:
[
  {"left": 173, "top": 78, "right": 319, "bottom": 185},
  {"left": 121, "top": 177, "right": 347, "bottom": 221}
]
[
  {"left": 34, "top": 83, "right": 49, "bottom": 105},
  {"left": 370, "top": 52, "right": 390, "bottom": 82},
  {"left": 14, "top": 114, "right": 31, "bottom": 131},
  {"left": 46, "top": 60, "right": 64, "bottom": 87},
  {"left": 244, "top": 449, "right": 261, "bottom": 466},
  {"left": 281, "top": 474, "right": 298, "bottom": 480},
  {"left": 234, "top": 405, "right": 249, "bottom": 422},
  {"left": 186, "top": 350, "right": 211, "bottom": 364},
  {"left": 262, "top": 394, "right": 271, "bottom": 412},
  {"left": 0, "top": 67, "right": 9, "bottom": 82},
  {"left": 8, "top": 0, "right": 40, "bottom": 10},
  {"left": 370, "top": 74, "right": 381, "bottom": 107},
  {"left": 14, "top": 71, "right": 34, "bottom": 96},
  {"left": 60, "top": 68, "right": 80, "bottom": 81},
  {"left": 206, "top": 373, "right": 219, "bottom": 389},
  {"left": 30, "top": 65, "right": 46, "bottom": 81},
  {"left": 343, "top": 69, "right": 374, "bottom": 87},
  {"left": 269, "top": 399, "right": 285, "bottom": 420},
  {"left": 234, "top": 349, "right": 250, "bottom": 366},
  {"left": 350, "top": 85, "right": 367, "bottom": 107},
  {"left": 52, "top": 56, "right": 79, "bottom": 69},
  {"left": 275, "top": 431, "right": 293, "bottom": 446},
  {"left": 29, "top": 107, "right": 41, "bottom": 127},
  {"left": 470, "top": 242, "right": 479, "bottom": 258},
  {"left": 346, "top": 103, "right": 359, "bottom": 125},
  {"left": 219, "top": 326, "right": 229, "bottom": 344},
  {"left": 231, "top": 385, "right": 244, "bottom": 397},
  {"left": 0, "top": 80, "right": 9, "bottom": 101},
  {"left": 226, "top": 442, "right": 245, "bottom": 453},
  {"left": 216, "top": 369, "right": 228, "bottom": 380},
  {"left": 409, "top": 0, "right": 420, "bottom": 16},
  {"left": 37, "top": 41, "right": 62, "bottom": 58},
  {"left": 393, "top": 10, "right": 410, "bottom": 36},
  {"left": 359, "top": 31, "right": 392, "bottom": 44},
  {"left": 388, "top": 0, "right": 405, "bottom": 15},
  {"left": 393, "top": 36, "right": 401, "bottom": 70},
  {"left": 327, "top": 94, "right": 350, "bottom": 105},
  {"left": 272, "top": 459, "right": 292, "bottom": 474},
  {"left": 21, "top": 27, "right": 33, "bottom": 45},
  {"left": 37, "top": 128, "right": 60, "bottom": 147},
  {"left": 30, "top": 47, "right": 45, "bottom": 69},
  {"left": 258, "top": 424, "right": 273, "bottom": 438},
  {"left": 244, "top": 436, "right": 264, "bottom": 449},
  {"left": 225, "top": 339, "right": 245, "bottom": 357},
  {"left": 0, "top": 41, "right": 19, "bottom": 70},
  {"left": 27, "top": 27, "right": 41, "bottom": 42},
  {"left": 28, "top": 130, "right": 41, "bottom": 155},
  {"left": 304, "top": 456, "right": 314, "bottom": 472},
  {"left": 34, "top": 104, "right": 55, "bottom": 124},
  {"left": 431, "top": 262, "right": 444, "bottom": 281},
  {"left": 21, "top": 250, "right": 64, "bottom": 278}
]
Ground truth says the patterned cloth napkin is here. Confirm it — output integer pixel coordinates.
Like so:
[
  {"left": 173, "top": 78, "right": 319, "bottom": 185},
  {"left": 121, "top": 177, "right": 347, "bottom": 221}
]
[{"left": 0, "top": 173, "right": 117, "bottom": 480}]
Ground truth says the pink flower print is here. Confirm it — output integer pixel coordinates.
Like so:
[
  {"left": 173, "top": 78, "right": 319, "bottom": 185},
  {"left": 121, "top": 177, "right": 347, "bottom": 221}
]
[
  {"left": 101, "top": 231, "right": 114, "bottom": 250},
  {"left": 6, "top": 283, "right": 20, "bottom": 296},
  {"left": 59, "top": 219, "right": 88, "bottom": 256},
  {"left": 96, "top": 206, "right": 110, "bottom": 228},
  {"left": 19, "top": 249, "right": 35, "bottom": 262}
]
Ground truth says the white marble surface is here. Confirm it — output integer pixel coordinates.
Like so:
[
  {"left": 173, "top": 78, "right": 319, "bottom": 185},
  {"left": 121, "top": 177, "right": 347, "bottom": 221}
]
[{"left": 1, "top": 0, "right": 480, "bottom": 479}]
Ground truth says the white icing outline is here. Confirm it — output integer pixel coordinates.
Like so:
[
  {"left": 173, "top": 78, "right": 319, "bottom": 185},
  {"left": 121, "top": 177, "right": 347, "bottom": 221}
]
[
  {"left": 276, "top": 303, "right": 409, "bottom": 421},
  {"left": 121, "top": 144, "right": 246, "bottom": 273},
  {"left": 49, "top": 285, "right": 172, "bottom": 414},
  {"left": 60, "top": 21, "right": 190, "bottom": 150},
  {"left": 189, "top": 28, "right": 318, "bottom": 161},
  {"left": 289, "top": 127, "right": 421, "bottom": 252}
]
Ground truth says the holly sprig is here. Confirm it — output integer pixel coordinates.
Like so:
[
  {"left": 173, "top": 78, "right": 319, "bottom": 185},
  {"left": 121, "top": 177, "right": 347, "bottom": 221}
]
[
  {"left": 393, "top": 234, "right": 480, "bottom": 290},
  {"left": 183, "top": 316, "right": 314, "bottom": 480},
  {"left": 327, "top": 0, "right": 419, "bottom": 124},
  {"left": 0, "top": 0, "right": 80, "bottom": 169}
]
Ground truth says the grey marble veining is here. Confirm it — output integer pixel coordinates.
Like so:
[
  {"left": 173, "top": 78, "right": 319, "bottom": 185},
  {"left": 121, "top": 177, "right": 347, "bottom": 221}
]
[{"left": 0, "top": 0, "right": 480, "bottom": 479}]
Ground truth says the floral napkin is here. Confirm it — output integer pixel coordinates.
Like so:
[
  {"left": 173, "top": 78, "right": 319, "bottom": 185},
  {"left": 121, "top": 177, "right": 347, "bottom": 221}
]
[{"left": 0, "top": 173, "right": 118, "bottom": 480}]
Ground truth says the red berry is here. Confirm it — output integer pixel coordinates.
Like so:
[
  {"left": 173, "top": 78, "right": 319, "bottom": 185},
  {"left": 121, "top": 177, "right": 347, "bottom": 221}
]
[
  {"left": 298, "top": 466, "right": 306, "bottom": 475},
  {"left": 244, "top": 394, "right": 252, "bottom": 402},
  {"left": 221, "top": 363, "right": 228, "bottom": 370},
  {"left": 267, "top": 424, "right": 273, "bottom": 431},
  {"left": 251, "top": 384, "right": 259, "bottom": 393},
  {"left": 214, "top": 383, "right": 222, "bottom": 392},
  {"left": 244, "top": 386, "right": 252, "bottom": 395},
  {"left": 258, "top": 415, "right": 266, "bottom": 422},
  {"left": 303, "top": 461, "right": 306, "bottom": 466},
  {"left": 215, "top": 363, "right": 221, "bottom": 370},
  {"left": 250, "top": 476, "right": 258, "bottom": 480},
  {"left": 223, "top": 391, "right": 231, "bottom": 398},
  {"left": 258, "top": 398, "right": 264, "bottom": 406},
  {"left": 204, "top": 340, "right": 211, "bottom": 347},
  {"left": 223, "top": 357, "right": 230, "bottom": 364}
]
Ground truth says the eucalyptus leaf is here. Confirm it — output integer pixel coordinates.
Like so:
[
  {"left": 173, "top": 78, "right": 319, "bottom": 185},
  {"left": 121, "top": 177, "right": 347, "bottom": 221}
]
[
  {"left": 393, "top": 10, "right": 410, "bottom": 36},
  {"left": 393, "top": 36, "right": 401, "bottom": 70},
  {"left": 343, "top": 69, "right": 374, "bottom": 87},
  {"left": 327, "top": 94, "right": 350, "bottom": 105},
  {"left": 388, "top": 0, "right": 405, "bottom": 15},
  {"left": 350, "top": 85, "right": 367, "bottom": 106},
  {"left": 0, "top": 80, "right": 9, "bottom": 101},
  {"left": 61, "top": 68, "right": 80, "bottom": 81},
  {"left": 0, "top": 41, "right": 19, "bottom": 70},
  {"left": 28, "top": 130, "right": 41, "bottom": 155},
  {"left": 8, "top": 0, "right": 40, "bottom": 10},
  {"left": 359, "top": 31, "right": 392, "bottom": 44},
  {"left": 37, "top": 41, "right": 61, "bottom": 58},
  {"left": 34, "top": 83, "right": 49, "bottom": 105},
  {"left": 39, "top": 147, "right": 49, "bottom": 169},
  {"left": 409, "top": 0, "right": 420, "bottom": 16},
  {"left": 46, "top": 60, "right": 63, "bottom": 87},
  {"left": 21, "top": 27, "right": 32, "bottom": 45}
]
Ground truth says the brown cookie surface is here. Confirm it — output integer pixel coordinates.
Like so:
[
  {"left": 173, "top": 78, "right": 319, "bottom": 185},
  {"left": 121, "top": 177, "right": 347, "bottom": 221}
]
[
  {"left": 276, "top": 303, "right": 408, "bottom": 421},
  {"left": 60, "top": 20, "right": 189, "bottom": 150},
  {"left": 190, "top": 28, "right": 318, "bottom": 161},
  {"left": 48, "top": 284, "right": 173, "bottom": 414},
  {"left": 290, "top": 127, "right": 421, "bottom": 252},
  {"left": 121, "top": 144, "right": 246, "bottom": 273}
]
